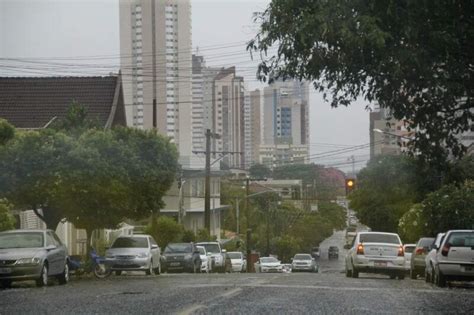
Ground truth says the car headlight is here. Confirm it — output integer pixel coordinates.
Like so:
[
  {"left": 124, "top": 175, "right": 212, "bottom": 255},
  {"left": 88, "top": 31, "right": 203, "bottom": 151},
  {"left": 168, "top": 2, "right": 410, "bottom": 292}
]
[
  {"left": 16, "top": 257, "right": 41, "bottom": 265},
  {"left": 137, "top": 252, "right": 149, "bottom": 258}
]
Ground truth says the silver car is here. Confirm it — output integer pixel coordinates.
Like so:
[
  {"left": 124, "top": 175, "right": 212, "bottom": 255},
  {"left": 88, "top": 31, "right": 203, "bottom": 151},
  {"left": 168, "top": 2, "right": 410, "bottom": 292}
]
[
  {"left": 424, "top": 233, "right": 445, "bottom": 283},
  {"left": 0, "top": 229, "right": 69, "bottom": 288},
  {"left": 292, "top": 253, "right": 318, "bottom": 272},
  {"left": 105, "top": 235, "right": 161, "bottom": 275}
]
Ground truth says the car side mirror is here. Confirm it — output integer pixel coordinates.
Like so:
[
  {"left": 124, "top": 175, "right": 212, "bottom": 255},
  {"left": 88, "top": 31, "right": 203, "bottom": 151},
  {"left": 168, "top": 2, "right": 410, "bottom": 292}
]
[
  {"left": 344, "top": 244, "right": 351, "bottom": 250},
  {"left": 45, "top": 245, "right": 56, "bottom": 251},
  {"left": 151, "top": 244, "right": 158, "bottom": 249}
]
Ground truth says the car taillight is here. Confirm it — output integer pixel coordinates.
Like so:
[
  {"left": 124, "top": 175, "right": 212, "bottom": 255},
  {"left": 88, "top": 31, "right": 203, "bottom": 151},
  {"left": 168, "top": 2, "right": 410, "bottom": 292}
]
[
  {"left": 441, "top": 244, "right": 451, "bottom": 256},
  {"left": 356, "top": 244, "right": 364, "bottom": 255},
  {"left": 415, "top": 247, "right": 425, "bottom": 255},
  {"left": 398, "top": 246, "right": 404, "bottom": 257}
]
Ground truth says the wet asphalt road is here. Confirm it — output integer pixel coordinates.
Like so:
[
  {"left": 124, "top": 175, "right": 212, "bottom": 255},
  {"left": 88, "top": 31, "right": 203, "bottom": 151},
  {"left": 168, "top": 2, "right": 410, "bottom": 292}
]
[{"left": 1, "top": 231, "right": 473, "bottom": 314}]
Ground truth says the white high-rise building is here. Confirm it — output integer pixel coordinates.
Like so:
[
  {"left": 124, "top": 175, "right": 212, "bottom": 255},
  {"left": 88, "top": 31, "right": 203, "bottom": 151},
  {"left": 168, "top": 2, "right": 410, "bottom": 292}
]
[{"left": 120, "top": 0, "right": 192, "bottom": 162}]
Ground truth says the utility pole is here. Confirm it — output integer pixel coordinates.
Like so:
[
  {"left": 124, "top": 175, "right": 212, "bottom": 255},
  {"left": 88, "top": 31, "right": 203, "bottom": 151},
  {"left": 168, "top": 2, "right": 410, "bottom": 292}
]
[
  {"left": 235, "top": 198, "right": 240, "bottom": 235},
  {"left": 205, "top": 129, "right": 211, "bottom": 231}
]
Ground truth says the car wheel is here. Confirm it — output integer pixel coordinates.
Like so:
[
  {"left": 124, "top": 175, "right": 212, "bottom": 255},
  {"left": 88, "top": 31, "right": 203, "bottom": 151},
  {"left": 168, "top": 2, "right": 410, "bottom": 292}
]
[
  {"left": 424, "top": 269, "right": 431, "bottom": 283},
  {"left": 36, "top": 263, "right": 48, "bottom": 287},
  {"left": 410, "top": 269, "right": 417, "bottom": 280},
  {"left": 57, "top": 261, "right": 69, "bottom": 285},
  {"left": 146, "top": 260, "right": 153, "bottom": 276},
  {"left": 435, "top": 267, "right": 447, "bottom": 287},
  {"left": 351, "top": 264, "right": 359, "bottom": 278},
  {"left": 154, "top": 261, "right": 161, "bottom": 275},
  {"left": 345, "top": 267, "right": 352, "bottom": 278},
  {"left": 0, "top": 280, "right": 12, "bottom": 289}
]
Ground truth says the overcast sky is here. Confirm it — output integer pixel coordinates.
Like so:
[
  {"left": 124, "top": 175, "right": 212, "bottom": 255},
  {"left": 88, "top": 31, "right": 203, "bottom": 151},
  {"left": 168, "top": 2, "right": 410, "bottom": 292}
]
[{"left": 0, "top": 0, "right": 370, "bottom": 171}]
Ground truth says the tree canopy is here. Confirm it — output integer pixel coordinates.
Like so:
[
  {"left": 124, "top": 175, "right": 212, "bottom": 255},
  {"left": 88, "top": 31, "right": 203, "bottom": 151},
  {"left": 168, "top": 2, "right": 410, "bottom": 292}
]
[{"left": 248, "top": 0, "right": 473, "bottom": 164}]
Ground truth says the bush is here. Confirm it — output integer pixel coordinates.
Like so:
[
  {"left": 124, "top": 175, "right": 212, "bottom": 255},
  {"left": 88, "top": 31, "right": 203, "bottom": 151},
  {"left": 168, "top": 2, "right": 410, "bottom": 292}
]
[
  {"left": 182, "top": 230, "right": 196, "bottom": 243},
  {"left": 145, "top": 215, "right": 184, "bottom": 249},
  {"left": 398, "top": 204, "right": 426, "bottom": 243},
  {"left": 0, "top": 199, "right": 16, "bottom": 232}
]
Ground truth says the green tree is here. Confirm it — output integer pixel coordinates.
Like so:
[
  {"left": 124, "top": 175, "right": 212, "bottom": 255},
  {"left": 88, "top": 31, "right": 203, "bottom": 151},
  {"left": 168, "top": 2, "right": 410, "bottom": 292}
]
[
  {"left": 145, "top": 216, "right": 184, "bottom": 249},
  {"left": 421, "top": 180, "right": 474, "bottom": 235},
  {"left": 0, "top": 199, "right": 16, "bottom": 232},
  {"left": 274, "top": 235, "right": 300, "bottom": 263},
  {"left": 398, "top": 204, "right": 426, "bottom": 243},
  {"left": 248, "top": 0, "right": 473, "bottom": 164},
  {"left": 50, "top": 101, "right": 100, "bottom": 136},
  {"left": 182, "top": 230, "right": 196, "bottom": 243},
  {"left": 0, "top": 119, "right": 15, "bottom": 146},
  {"left": 249, "top": 163, "right": 272, "bottom": 179},
  {"left": 349, "top": 155, "right": 421, "bottom": 232}
]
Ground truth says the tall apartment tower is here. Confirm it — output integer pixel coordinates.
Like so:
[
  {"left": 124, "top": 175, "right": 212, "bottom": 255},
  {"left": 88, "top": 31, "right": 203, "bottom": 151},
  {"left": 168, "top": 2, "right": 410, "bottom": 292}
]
[
  {"left": 243, "top": 89, "right": 261, "bottom": 166},
  {"left": 212, "top": 67, "right": 245, "bottom": 169},
  {"left": 119, "top": 0, "right": 192, "bottom": 160},
  {"left": 260, "top": 80, "right": 309, "bottom": 167}
]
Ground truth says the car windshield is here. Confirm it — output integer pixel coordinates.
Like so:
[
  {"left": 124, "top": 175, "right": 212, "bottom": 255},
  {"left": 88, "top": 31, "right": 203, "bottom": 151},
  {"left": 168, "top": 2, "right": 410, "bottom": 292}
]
[
  {"left": 294, "top": 254, "right": 311, "bottom": 260},
  {"left": 0, "top": 232, "right": 44, "bottom": 249},
  {"left": 164, "top": 243, "right": 192, "bottom": 253},
  {"left": 112, "top": 237, "right": 148, "bottom": 248},
  {"left": 197, "top": 243, "right": 220, "bottom": 254},
  {"left": 227, "top": 252, "right": 242, "bottom": 259},
  {"left": 197, "top": 247, "right": 206, "bottom": 255},
  {"left": 261, "top": 257, "right": 278, "bottom": 263},
  {"left": 404, "top": 246, "right": 415, "bottom": 253},
  {"left": 447, "top": 232, "right": 474, "bottom": 247},
  {"left": 329, "top": 247, "right": 338, "bottom": 251},
  {"left": 359, "top": 233, "right": 400, "bottom": 244}
]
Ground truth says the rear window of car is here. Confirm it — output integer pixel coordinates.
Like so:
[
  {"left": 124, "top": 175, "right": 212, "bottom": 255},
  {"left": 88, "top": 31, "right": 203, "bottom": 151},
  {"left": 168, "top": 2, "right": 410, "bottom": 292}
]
[
  {"left": 359, "top": 233, "right": 400, "bottom": 244},
  {"left": 417, "top": 238, "right": 435, "bottom": 247},
  {"left": 112, "top": 237, "right": 148, "bottom": 248},
  {"left": 447, "top": 232, "right": 474, "bottom": 247},
  {"left": 404, "top": 246, "right": 415, "bottom": 253}
]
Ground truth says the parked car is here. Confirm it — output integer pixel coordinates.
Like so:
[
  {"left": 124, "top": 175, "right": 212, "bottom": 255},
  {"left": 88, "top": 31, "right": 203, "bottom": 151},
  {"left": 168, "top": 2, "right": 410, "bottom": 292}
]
[
  {"left": 196, "top": 242, "right": 225, "bottom": 273},
  {"left": 291, "top": 253, "right": 318, "bottom": 272},
  {"left": 328, "top": 246, "right": 339, "bottom": 260},
  {"left": 225, "top": 251, "right": 246, "bottom": 273},
  {"left": 424, "top": 233, "right": 446, "bottom": 283},
  {"left": 403, "top": 244, "right": 416, "bottom": 272},
  {"left": 161, "top": 243, "right": 201, "bottom": 273},
  {"left": 196, "top": 246, "right": 212, "bottom": 273},
  {"left": 0, "top": 229, "right": 69, "bottom": 288},
  {"left": 410, "top": 237, "right": 435, "bottom": 279},
  {"left": 344, "top": 232, "right": 405, "bottom": 279},
  {"left": 431, "top": 230, "right": 474, "bottom": 287},
  {"left": 105, "top": 234, "right": 161, "bottom": 276},
  {"left": 311, "top": 246, "right": 320, "bottom": 260},
  {"left": 254, "top": 257, "right": 283, "bottom": 273}
]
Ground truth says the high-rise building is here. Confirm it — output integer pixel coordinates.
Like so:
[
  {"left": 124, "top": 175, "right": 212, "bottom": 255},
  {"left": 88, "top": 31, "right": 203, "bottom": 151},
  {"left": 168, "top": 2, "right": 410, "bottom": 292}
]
[
  {"left": 120, "top": 0, "right": 192, "bottom": 160},
  {"left": 260, "top": 80, "right": 309, "bottom": 167},
  {"left": 243, "top": 89, "right": 261, "bottom": 167}
]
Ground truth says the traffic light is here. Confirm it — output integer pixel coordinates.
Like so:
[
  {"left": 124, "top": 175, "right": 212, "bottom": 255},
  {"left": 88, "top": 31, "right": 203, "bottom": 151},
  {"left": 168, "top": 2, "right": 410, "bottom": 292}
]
[{"left": 345, "top": 178, "right": 356, "bottom": 195}]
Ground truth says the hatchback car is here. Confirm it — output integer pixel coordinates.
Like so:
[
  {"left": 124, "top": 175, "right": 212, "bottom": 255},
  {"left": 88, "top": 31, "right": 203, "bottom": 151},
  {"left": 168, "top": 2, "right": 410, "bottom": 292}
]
[
  {"left": 0, "top": 229, "right": 69, "bottom": 288},
  {"left": 225, "top": 251, "right": 246, "bottom": 272},
  {"left": 161, "top": 243, "right": 201, "bottom": 273},
  {"left": 105, "top": 235, "right": 161, "bottom": 275},
  {"left": 291, "top": 253, "right": 318, "bottom": 272},
  {"left": 409, "top": 237, "right": 435, "bottom": 279},
  {"left": 424, "top": 233, "right": 445, "bottom": 283},
  {"left": 345, "top": 232, "right": 405, "bottom": 279},
  {"left": 432, "top": 230, "right": 474, "bottom": 287},
  {"left": 403, "top": 244, "right": 416, "bottom": 272}
]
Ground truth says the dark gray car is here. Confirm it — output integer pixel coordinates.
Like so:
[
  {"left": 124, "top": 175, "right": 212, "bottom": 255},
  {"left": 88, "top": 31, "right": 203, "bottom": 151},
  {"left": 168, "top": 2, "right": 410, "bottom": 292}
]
[
  {"left": 161, "top": 243, "right": 201, "bottom": 273},
  {"left": 0, "top": 229, "right": 69, "bottom": 288}
]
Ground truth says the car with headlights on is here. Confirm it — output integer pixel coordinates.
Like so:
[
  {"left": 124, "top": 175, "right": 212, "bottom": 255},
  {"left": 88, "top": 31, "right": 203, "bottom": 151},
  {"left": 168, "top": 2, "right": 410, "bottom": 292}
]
[
  {"left": 105, "top": 235, "right": 161, "bottom": 276},
  {"left": 0, "top": 229, "right": 69, "bottom": 288},
  {"left": 345, "top": 232, "right": 405, "bottom": 279},
  {"left": 409, "top": 237, "right": 434, "bottom": 279},
  {"left": 291, "top": 253, "right": 318, "bottom": 272},
  {"left": 255, "top": 257, "right": 283, "bottom": 273},
  {"left": 161, "top": 243, "right": 201, "bottom": 273},
  {"left": 225, "top": 251, "right": 246, "bottom": 272},
  {"left": 431, "top": 230, "right": 474, "bottom": 287},
  {"left": 196, "top": 242, "right": 225, "bottom": 273}
]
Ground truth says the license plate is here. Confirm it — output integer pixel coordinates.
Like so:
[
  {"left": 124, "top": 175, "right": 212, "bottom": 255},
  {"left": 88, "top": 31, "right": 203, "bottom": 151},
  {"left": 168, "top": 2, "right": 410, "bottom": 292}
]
[
  {"left": 118, "top": 260, "right": 133, "bottom": 265},
  {"left": 0, "top": 267, "right": 12, "bottom": 274},
  {"left": 170, "top": 262, "right": 180, "bottom": 267},
  {"left": 374, "top": 261, "right": 387, "bottom": 267}
]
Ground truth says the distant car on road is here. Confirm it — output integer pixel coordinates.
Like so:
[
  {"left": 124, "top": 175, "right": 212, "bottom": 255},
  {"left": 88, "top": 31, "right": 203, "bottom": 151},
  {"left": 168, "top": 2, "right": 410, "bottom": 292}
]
[
  {"left": 410, "top": 237, "right": 435, "bottom": 279},
  {"left": 328, "top": 246, "right": 339, "bottom": 260},
  {"left": 431, "top": 230, "right": 474, "bottom": 287},
  {"left": 255, "top": 257, "right": 283, "bottom": 273},
  {"left": 105, "top": 234, "right": 161, "bottom": 276},
  {"left": 196, "top": 242, "right": 225, "bottom": 273},
  {"left": 291, "top": 253, "right": 318, "bottom": 272},
  {"left": 424, "top": 233, "right": 445, "bottom": 283},
  {"left": 161, "top": 243, "right": 201, "bottom": 273},
  {"left": 0, "top": 229, "right": 69, "bottom": 288},
  {"left": 311, "top": 246, "right": 320, "bottom": 259},
  {"left": 225, "top": 251, "right": 246, "bottom": 272},
  {"left": 403, "top": 244, "right": 416, "bottom": 272},
  {"left": 345, "top": 232, "right": 405, "bottom": 279}
]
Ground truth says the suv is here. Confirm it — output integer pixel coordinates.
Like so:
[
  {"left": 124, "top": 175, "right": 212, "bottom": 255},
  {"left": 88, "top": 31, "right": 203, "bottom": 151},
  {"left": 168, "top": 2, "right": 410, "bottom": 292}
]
[
  {"left": 196, "top": 242, "right": 225, "bottom": 273},
  {"left": 432, "top": 230, "right": 474, "bottom": 287},
  {"left": 161, "top": 243, "right": 201, "bottom": 273},
  {"left": 410, "top": 237, "right": 435, "bottom": 279},
  {"left": 328, "top": 246, "right": 339, "bottom": 259},
  {"left": 345, "top": 232, "right": 405, "bottom": 279},
  {"left": 105, "top": 235, "right": 161, "bottom": 275}
]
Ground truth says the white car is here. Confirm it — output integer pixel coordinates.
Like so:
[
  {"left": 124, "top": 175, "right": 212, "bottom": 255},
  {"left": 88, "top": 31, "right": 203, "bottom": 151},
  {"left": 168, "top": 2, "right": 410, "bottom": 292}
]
[
  {"left": 196, "top": 246, "right": 212, "bottom": 273},
  {"left": 254, "top": 257, "right": 283, "bottom": 273},
  {"left": 424, "top": 232, "right": 445, "bottom": 283},
  {"left": 345, "top": 232, "right": 406, "bottom": 279},
  {"left": 403, "top": 244, "right": 416, "bottom": 272},
  {"left": 431, "top": 230, "right": 474, "bottom": 287},
  {"left": 226, "top": 251, "right": 246, "bottom": 272}
]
